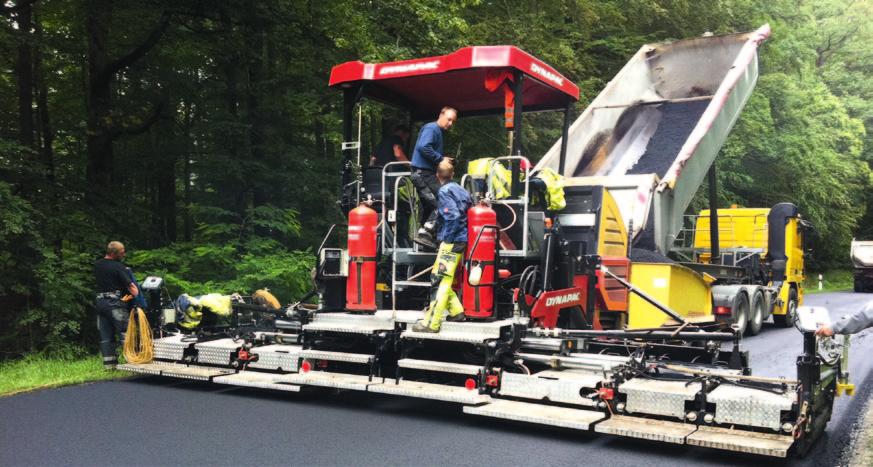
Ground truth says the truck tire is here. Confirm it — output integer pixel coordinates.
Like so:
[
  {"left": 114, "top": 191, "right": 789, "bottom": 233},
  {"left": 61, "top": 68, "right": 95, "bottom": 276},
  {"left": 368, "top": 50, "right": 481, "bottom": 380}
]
[
  {"left": 748, "top": 290, "right": 765, "bottom": 336},
  {"left": 733, "top": 292, "right": 750, "bottom": 337},
  {"left": 773, "top": 288, "right": 798, "bottom": 328},
  {"left": 855, "top": 277, "right": 864, "bottom": 293}
]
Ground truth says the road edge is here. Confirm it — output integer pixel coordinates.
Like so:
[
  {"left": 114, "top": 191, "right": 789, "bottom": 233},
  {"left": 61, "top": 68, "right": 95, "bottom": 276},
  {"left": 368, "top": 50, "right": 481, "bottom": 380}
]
[{"left": 848, "top": 396, "right": 873, "bottom": 466}]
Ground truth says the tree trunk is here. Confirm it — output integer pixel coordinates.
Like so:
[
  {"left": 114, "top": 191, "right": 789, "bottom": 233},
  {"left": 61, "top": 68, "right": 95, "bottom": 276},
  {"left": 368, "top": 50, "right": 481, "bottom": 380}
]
[
  {"left": 183, "top": 103, "right": 194, "bottom": 242},
  {"left": 85, "top": 0, "right": 113, "bottom": 198},
  {"left": 84, "top": 2, "right": 168, "bottom": 202},
  {"left": 156, "top": 130, "right": 177, "bottom": 244},
  {"left": 245, "top": 20, "right": 267, "bottom": 208},
  {"left": 16, "top": 3, "right": 34, "bottom": 149},
  {"left": 34, "top": 15, "right": 54, "bottom": 185}
]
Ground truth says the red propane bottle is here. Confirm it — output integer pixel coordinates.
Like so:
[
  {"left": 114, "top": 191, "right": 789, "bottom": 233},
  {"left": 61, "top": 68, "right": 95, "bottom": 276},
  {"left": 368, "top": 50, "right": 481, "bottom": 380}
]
[
  {"left": 346, "top": 203, "right": 378, "bottom": 312},
  {"left": 464, "top": 203, "right": 497, "bottom": 318}
]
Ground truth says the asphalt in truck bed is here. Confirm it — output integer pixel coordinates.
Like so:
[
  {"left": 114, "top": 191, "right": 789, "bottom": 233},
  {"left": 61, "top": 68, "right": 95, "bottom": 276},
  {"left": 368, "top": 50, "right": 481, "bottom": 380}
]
[{"left": 2, "top": 292, "right": 872, "bottom": 467}]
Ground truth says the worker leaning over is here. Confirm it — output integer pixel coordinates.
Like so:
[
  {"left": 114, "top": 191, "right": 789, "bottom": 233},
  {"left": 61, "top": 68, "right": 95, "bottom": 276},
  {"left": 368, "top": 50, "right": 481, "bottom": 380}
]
[
  {"left": 94, "top": 241, "right": 139, "bottom": 369},
  {"left": 413, "top": 159, "right": 472, "bottom": 333},
  {"left": 411, "top": 106, "right": 457, "bottom": 249},
  {"left": 816, "top": 300, "right": 873, "bottom": 336}
]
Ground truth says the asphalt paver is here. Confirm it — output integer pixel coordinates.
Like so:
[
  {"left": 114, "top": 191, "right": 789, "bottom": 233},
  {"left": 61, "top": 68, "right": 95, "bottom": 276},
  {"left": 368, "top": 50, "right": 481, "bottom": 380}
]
[{"left": 1, "top": 292, "right": 871, "bottom": 466}]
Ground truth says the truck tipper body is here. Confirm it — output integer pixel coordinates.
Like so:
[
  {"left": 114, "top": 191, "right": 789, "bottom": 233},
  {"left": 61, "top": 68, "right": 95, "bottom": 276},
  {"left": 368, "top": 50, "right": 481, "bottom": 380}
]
[{"left": 851, "top": 239, "right": 873, "bottom": 292}]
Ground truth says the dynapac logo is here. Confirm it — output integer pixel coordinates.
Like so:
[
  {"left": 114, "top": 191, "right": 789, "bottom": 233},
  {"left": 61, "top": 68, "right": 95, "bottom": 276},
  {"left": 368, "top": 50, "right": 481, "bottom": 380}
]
[
  {"left": 379, "top": 60, "right": 440, "bottom": 76},
  {"left": 530, "top": 62, "right": 564, "bottom": 87},
  {"left": 545, "top": 292, "right": 580, "bottom": 307}
]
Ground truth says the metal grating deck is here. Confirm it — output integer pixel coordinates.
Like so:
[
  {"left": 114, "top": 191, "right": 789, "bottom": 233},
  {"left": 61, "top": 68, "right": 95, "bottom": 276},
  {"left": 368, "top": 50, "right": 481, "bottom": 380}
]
[
  {"left": 370, "top": 380, "right": 491, "bottom": 405},
  {"left": 213, "top": 371, "right": 302, "bottom": 392},
  {"left": 464, "top": 399, "right": 605, "bottom": 430}
]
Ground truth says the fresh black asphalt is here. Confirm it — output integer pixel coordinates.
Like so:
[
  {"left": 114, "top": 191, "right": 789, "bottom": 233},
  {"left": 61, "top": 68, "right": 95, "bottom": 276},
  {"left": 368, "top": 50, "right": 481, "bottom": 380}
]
[{"left": 1, "top": 291, "right": 871, "bottom": 466}]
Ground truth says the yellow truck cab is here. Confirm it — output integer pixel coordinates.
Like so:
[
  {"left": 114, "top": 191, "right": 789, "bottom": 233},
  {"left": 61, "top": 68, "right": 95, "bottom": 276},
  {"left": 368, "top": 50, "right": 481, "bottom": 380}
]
[{"left": 689, "top": 203, "right": 809, "bottom": 333}]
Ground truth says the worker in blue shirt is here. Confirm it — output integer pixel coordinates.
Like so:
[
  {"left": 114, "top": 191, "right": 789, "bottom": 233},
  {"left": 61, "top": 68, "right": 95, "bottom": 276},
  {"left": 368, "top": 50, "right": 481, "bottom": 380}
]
[
  {"left": 411, "top": 106, "right": 458, "bottom": 249},
  {"left": 413, "top": 159, "right": 472, "bottom": 333}
]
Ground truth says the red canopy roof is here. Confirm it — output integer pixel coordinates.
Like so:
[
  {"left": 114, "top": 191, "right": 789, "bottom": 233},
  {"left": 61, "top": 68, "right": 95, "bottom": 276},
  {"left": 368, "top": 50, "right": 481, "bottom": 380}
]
[{"left": 329, "top": 46, "right": 579, "bottom": 119}]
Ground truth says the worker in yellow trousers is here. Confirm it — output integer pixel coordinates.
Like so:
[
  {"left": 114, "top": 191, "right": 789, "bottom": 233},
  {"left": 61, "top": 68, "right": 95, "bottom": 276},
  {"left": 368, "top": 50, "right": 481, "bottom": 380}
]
[{"left": 413, "top": 159, "right": 472, "bottom": 333}]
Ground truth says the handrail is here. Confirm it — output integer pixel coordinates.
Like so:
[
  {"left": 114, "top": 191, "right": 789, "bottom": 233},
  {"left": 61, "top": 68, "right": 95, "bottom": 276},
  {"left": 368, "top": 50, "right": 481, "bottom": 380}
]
[
  {"left": 487, "top": 155, "right": 532, "bottom": 257},
  {"left": 380, "top": 161, "right": 413, "bottom": 253}
]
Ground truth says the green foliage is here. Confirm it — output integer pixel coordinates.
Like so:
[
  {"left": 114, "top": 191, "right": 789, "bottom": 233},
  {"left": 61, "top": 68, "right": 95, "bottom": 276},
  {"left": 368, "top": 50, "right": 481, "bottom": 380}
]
[
  {"left": 128, "top": 205, "right": 313, "bottom": 303},
  {"left": 128, "top": 242, "right": 314, "bottom": 302},
  {"left": 718, "top": 73, "right": 868, "bottom": 267}
]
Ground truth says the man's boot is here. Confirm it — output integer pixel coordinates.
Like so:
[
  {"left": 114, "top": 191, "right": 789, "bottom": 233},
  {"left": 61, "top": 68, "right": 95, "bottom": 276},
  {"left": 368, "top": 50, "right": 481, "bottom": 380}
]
[
  {"left": 414, "top": 222, "right": 438, "bottom": 250},
  {"left": 412, "top": 320, "right": 439, "bottom": 333}
]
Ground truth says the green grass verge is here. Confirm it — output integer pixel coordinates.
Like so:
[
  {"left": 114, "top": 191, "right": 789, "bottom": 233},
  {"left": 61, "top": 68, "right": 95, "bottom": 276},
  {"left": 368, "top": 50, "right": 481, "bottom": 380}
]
[
  {"left": 803, "top": 269, "right": 853, "bottom": 294},
  {"left": 0, "top": 354, "right": 130, "bottom": 397}
]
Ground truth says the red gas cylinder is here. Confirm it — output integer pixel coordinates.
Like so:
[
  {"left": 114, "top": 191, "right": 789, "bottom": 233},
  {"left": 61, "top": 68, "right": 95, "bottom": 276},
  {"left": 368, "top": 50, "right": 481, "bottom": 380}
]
[
  {"left": 464, "top": 203, "right": 497, "bottom": 318},
  {"left": 346, "top": 204, "right": 378, "bottom": 312}
]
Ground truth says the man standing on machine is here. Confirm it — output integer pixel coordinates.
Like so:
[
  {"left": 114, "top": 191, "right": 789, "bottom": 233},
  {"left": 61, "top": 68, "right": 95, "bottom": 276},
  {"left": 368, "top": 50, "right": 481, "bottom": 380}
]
[
  {"left": 94, "top": 241, "right": 139, "bottom": 369},
  {"left": 413, "top": 159, "right": 471, "bottom": 333},
  {"left": 411, "top": 106, "right": 457, "bottom": 249}
]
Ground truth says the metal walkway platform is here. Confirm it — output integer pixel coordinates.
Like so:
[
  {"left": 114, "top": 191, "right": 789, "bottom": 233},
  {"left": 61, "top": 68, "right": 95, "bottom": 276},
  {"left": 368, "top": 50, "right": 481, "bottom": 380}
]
[
  {"left": 274, "top": 371, "right": 378, "bottom": 391},
  {"left": 118, "top": 362, "right": 234, "bottom": 381},
  {"left": 303, "top": 309, "right": 424, "bottom": 334},
  {"left": 370, "top": 380, "right": 491, "bottom": 405},
  {"left": 401, "top": 319, "right": 519, "bottom": 343},
  {"left": 686, "top": 425, "right": 793, "bottom": 458},
  {"left": 594, "top": 415, "right": 697, "bottom": 444},
  {"left": 464, "top": 399, "right": 606, "bottom": 430},
  {"left": 397, "top": 358, "right": 482, "bottom": 375},
  {"left": 213, "top": 371, "right": 302, "bottom": 392}
]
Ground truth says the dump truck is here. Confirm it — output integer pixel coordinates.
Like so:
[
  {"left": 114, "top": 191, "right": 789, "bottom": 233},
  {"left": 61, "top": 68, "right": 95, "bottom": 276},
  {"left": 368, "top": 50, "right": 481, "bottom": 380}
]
[
  {"left": 119, "top": 25, "right": 852, "bottom": 458},
  {"left": 851, "top": 239, "right": 873, "bottom": 292},
  {"left": 674, "top": 204, "right": 811, "bottom": 335}
]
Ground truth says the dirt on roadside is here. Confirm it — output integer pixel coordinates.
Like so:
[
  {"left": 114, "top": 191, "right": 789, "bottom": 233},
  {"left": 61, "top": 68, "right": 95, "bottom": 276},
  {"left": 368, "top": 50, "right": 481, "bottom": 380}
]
[{"left": 849, "top": 398, "right": 873, "bottom": 466}]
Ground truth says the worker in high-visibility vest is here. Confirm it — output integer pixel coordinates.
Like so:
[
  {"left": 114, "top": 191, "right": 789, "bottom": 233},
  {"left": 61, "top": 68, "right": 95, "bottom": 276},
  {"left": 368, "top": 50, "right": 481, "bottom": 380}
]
[{"left": 413, "top": 159, "right": 472, "bottom": 333}]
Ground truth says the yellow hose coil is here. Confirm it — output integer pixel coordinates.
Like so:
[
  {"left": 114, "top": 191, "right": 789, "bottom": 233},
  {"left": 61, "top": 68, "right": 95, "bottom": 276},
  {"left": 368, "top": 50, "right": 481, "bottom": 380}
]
[{"left": 123, "top": 307, "right": 154, "bottom": 364}]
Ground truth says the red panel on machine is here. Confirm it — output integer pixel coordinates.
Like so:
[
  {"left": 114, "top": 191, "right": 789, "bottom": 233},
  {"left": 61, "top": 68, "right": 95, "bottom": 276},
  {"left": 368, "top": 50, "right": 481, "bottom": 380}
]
[
  {"left": 346, "top": 204, "right": 378, "bottom": 312},
  {"left": 328, "top": 46, "right": 579, "bottom": 118},
  {"left": 570, "top": 257, "right": 631, "bottom": 329}
]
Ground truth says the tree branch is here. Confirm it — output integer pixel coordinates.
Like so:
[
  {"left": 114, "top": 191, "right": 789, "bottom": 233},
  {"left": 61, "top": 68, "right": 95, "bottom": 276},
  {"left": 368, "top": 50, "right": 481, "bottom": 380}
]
[
  {"left": 110, "top": 99, "right": 166, "bottom": 138},
  {"left": 96, "top": 11, "right": 170, "bottom": 85}
]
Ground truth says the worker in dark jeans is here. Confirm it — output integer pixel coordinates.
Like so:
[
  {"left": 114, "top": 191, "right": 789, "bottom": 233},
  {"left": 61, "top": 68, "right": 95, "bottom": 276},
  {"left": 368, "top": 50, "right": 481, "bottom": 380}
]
[
  {"left": 411, "top": 106, "right": 457, "bottom": 249},
  {"left": 94, "top": 241, "right": 139, "bottom": 369},
  {"left": 413, "top": 159, "right": 472, "bottom": 333}
]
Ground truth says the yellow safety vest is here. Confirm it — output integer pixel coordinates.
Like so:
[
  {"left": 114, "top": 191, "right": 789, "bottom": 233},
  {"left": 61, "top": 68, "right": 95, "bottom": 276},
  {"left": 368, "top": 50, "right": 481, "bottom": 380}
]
[{"left": 467, "top": 157, "right": 511, "bottom": 200}]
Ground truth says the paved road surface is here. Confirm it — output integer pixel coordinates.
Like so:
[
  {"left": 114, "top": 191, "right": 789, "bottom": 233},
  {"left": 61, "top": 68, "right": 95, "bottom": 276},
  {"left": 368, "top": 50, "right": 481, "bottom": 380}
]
[{"left": 2, "top": 292, "right": 872, "bottom": 466}]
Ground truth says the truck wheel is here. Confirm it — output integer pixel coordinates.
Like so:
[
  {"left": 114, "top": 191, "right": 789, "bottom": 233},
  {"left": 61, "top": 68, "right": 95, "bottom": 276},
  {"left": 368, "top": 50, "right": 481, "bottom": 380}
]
[
  {"left": 855, "top": 278, "right": 863, "bottom": 293},
  {"left": 733, "top": 293, "right": 749, "bottom": 337},
  {"left": 748, "top": 290, "right": 765, "bottom": 336},
  {"left": 773, "top": 288, "right": 798, "bottom": 328}
]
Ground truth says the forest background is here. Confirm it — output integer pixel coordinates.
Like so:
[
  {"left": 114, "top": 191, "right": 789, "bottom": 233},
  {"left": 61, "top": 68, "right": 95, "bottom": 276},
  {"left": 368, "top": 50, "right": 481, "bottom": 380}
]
[{"left": 2, "top": 0, "right": 872, "bottom": 357}]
